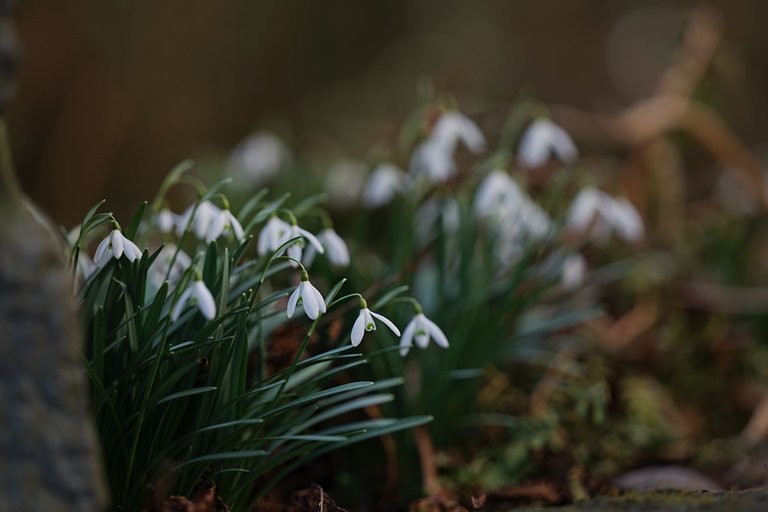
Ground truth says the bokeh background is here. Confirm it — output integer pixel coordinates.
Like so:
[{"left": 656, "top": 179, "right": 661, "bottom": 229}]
[{"left": 9, "top": 0, "right": 768, "bottom": 226}]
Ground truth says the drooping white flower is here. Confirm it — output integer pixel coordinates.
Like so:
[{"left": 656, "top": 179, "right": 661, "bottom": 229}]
[
  {"left": 279, "top": 223, "right": 324, "bottom": 267},
  {"left": 175, "top": 200, "right": 223, "bottom": 240},
  {"left": 409, "top": 110, "right": 486, "bottom": 184},
  {"left": 149, "top": 244, "right": 192, "bottom": 289},
  {"left": 399, "top": 311, "right": 449, "bottom": 356},
  {"left": 560, "top": 253, "right": 587, "bottom": 290},
  {"left": 325, "top": 159, "right": 366, "bottom": 207},
  {"left": 171, "top": 278, "right": 216, "bottom": 321},
  {"left": 287, "top": 272, "right": 327, "bottom": 320},
  {"left": 566, "top": 187, "right": 644, "bottom": 244},
  {"left": 228, "top": 132, "right": 291, "bottom": 187},
  {"left": 362, "top": 163, "right": 408, "bottom": 208},
  {"left": 156, "top": 208, "right": 177, "bottom": 233},
  {"left": 518, "top": 118, "right": 578, "bottom": 169},
  {"left": 605, "top": 197, "right": 644, "bottom": 243},
  {"left": 304, "top": 227, "right": 350, "bottom": 268},
  {"left": 257, "top": 215, "right": 291, "bottom": 256},
  {"left": 205, "top": 208, "right": 245, "bottom": 243},
  {"left": 430, "top": 111, "right": 487, "bottom": 154},
  {"left": 473, "top": 170, "right": 524, "bottom": 219},
  {"left": 94, "top": 228, "right": 143, "bottom": 268},
  {"left": 351, "top": 300, "right": 400, "bottom": 347}
]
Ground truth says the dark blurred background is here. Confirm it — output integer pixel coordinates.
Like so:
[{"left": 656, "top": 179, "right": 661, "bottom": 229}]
[{"left": 8, "top": 0, "right": 768, "bottom": 226}]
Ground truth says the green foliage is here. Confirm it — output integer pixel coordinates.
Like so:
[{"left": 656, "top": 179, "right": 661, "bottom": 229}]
[{"left": 70, "top": 185, "right": 430, "bottom": 510}]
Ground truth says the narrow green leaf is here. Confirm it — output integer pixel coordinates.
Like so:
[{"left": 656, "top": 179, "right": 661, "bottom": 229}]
[
  {"left": 157, "top": 386, "right": 217, "bottom": 405},
  {"left": 124, "top": 201, "right": 147, "bottom": 239}
]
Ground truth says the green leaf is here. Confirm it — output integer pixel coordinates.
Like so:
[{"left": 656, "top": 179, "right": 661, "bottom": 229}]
[
  {"left": 124, "top": 201, "right": 147, "bottom": 239},
  {"left": 175, "top": 450, "right": 268, "bottom": 470},
  {"left": 157, "top": 386, "right": 217, "bottom": 405},
  {"left": 372, "top": 285, "right": 410, "bottom": 309}
]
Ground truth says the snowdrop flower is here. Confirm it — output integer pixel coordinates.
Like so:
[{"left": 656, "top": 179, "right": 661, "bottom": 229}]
[
  {"left": 399, "top": 306, "right": 449, "bottom": 356},
  {"left": 156, "top": 208, "right": 177, "bottom": 233},
  {"left": 566, "top": 187, "right": 643, "bottom": 244},
  {"left": 171, "top": 277, "right": 216, "bottom": 321},
  {"left": 303, "top": 227, "right": 350, "bottom": 268},
  {"left": 351, "top": 299, "right": 400, "bottom": 347},
  {"left": 325, "top": 159, "right": 366, "bottom": 207},
  {"left": 257, "top": 215, "right": 291, "bottom": 256},
  {"left": 94, "top": 227, "right": 143, "bottom": 268},
  {"left": 205, "top": 208, "right": 245, "bottom": 243},
  {"left": 228, "top": 132, "right": 291, "bottom": 187},
  {"left": 431, "top": 111, "right": 487, "bottom": 154},
  {"left": 287, "top": 271, "right": 327, "bottom": 320},
  {"left": 560, "top": 253, "right": 587, "bottom": 290},
  {"left": 473, "top": 170, "right": 524, "bottom": 219},
  {"left": 409, "top": 110, "right": 486, "bottom": 184},
  {"left": 362, "top": 163, "right": 408, "bottom": 208},
  {"left": 518, "top": 118, "right": 578, "bottom": 169},
  {"left": 605, "top": 197, "right": 644, "bottom": 243},
  {"left": 175, "top": 200, "right": 222, "bottom": 240},
  {"left": 279, "top": 223, "right": 324, "bottom": 267},
  {"left": 409, "top": 138, "right": 457, "bottom": 184}
]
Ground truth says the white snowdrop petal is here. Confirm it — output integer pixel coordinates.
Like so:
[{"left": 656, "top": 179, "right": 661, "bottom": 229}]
[
  {"left": 351, "top": 311, "right": 366, "bottom": 346},
  {"left": 298, "top": 227, "right": 324, "bottom": 254},
  {"left": 206, "top": 212, "right": 227, "bottom": 243},
  {"left": 94, "top": 235, "right": 111, "bottom": 263},
  {"left": 308, "top": 284, "right": 326, "bottom": 314},
  {"left": 301, "top": 283, "right": 320, "bottom": 320},
  {"left": 194, "top": 281, "right": 217, "bottom": 320},
  {"left": 286, "top": 286, "right": 301, "bottom": 318},
  {"left": 111, "top": 230, "right": 124, "bottom": 260},
  {"left": 228, "top": 213, "right": 245, "bottom": 240},
  {"left": 370, "top": 311, "right": 400, "bottom": 337},
  {"left": 322, "top": 229, "right": 350, "bottom": 267},
  {"left": 420, "top": 315, "right": 448, "bottom": 348},
  {"left": 399, "top": 319, "right": 417, "bottom": 356}
]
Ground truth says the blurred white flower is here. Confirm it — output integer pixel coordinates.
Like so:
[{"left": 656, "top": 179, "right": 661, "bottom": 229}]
[
  {"left": 410, "top": 138, "right": 456, "bottom": 184},
  {"left": 474, "top": 171, "right": 552, "bottom": 257},
  {"left": 325, "top": 159, "right": 366, "bottom": 207},
  {"left": 560, "top": 253, "right": 587, "bottom": 290},
  {"left": 431, "top": 111, "right": 487, "bottom": 154},
  {"left": 175, "top": 201, "right": 222, "bottom": 240},
  {"left": 473, "top": 170, "right": 524, "bottom": 219},
  {"left": 518, "top": 118, "right": 578, "bottom": 169},
  {"left": 409, "top": 110, "right": 486, "bottom": 184},
  {"left": 279, "top": 223, "right": 324, "bottom": 267},
  {"left": 94, "top": 229, "right": 143, "bottom": 268},
  {"left": 399, "top": 312, "right": 449, "bottom": 356},
  {"left": 171, "top": 279, "right": 216, "bottom": 321},
  {"left": 228, "top": 132, "right": 291, "bottom": 187},
  {"left": 362, "top": 163, "right": 408, "bottom": 208},
  {"left": 205, "top": 208, "right": 245, "bottom": 243},
  {"left": 304, "top": 228, "right": 350, "bottom": 268},
  {"left": 149, "top": 244, "right": 192, "bottom": 290},
  {"left": 156, "top": 208, "right": 177, "bottom": 233},
  {"left": 351, "top": 301, "right": 400, "bottom": 347},
  {"left": 287, "top": 273, "right": 327, "bottom": 320},
  {"left": 606, "top": 197, "right": 644, "bottom": 243},
  {"left": 257, "top": 215, "right": 291, "bottom": 256},
  {"left": 567, "top": 187, "right": 643, "bottom": 244}
]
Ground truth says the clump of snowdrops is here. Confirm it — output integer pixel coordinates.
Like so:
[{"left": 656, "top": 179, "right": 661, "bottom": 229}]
[
  {"left": 68, "top": 161, "right": 446, "bottom": 510},
  {"left": 220, "top": 95, "right": 646, "bottom": 501}
]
